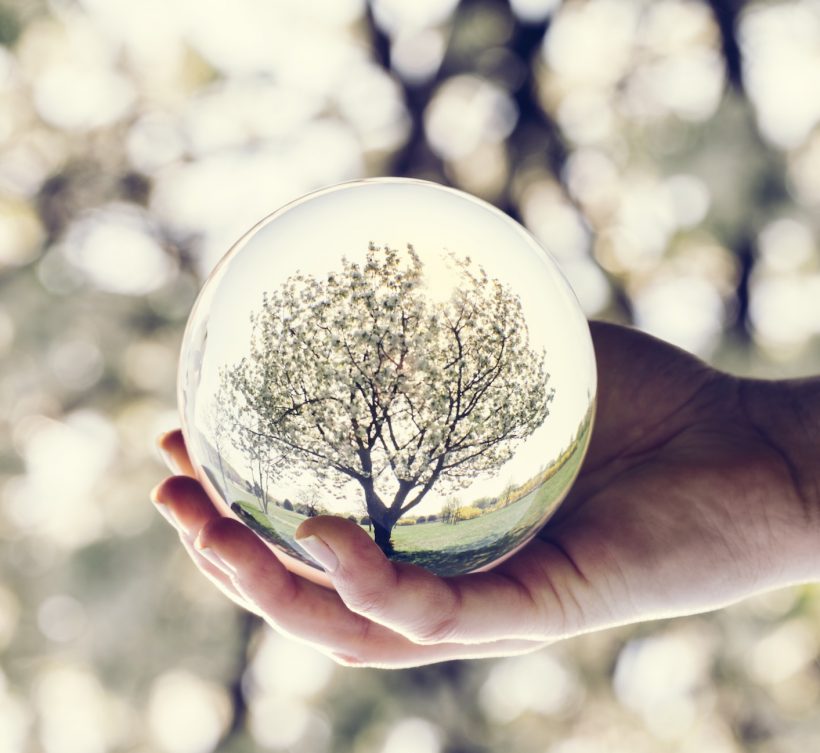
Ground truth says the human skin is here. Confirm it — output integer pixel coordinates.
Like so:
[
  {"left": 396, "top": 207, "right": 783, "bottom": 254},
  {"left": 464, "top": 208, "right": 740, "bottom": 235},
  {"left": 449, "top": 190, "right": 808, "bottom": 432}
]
[{"left": 152, "top": 321, "right": 820, "bottom": 668}]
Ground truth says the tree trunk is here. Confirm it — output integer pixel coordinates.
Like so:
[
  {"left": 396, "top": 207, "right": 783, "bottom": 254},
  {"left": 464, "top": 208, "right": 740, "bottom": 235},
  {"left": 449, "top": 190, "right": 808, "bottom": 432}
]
[
  {"left": 360, "top": 477, "right": 397, "bottom": 556},
  {"left": 372, "top": 517, "right": 395, "bottom": 556}
]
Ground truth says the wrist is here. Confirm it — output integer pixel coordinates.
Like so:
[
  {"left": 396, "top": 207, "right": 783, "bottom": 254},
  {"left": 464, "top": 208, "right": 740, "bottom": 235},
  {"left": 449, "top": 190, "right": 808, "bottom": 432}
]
[{"left": 739, "top": 375, "right": 820, "bottom": 584}]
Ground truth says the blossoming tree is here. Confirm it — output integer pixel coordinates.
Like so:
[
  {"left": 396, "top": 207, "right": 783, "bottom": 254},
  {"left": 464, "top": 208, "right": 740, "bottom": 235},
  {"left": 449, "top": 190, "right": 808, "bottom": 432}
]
[{"left": 219, "top": 243, "right": 554, "bottom": 554}]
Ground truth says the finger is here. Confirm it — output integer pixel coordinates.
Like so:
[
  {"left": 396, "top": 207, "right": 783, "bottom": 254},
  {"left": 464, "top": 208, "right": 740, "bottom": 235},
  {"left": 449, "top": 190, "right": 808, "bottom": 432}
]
[
  {"left": 151, "top": 475, "right": 258, "bottom": 613},
  {"left": 151, "top": 475, "right": 221, "bottom": 536},
  {"left": 186, "top": 540, "right": 264, "bottom": 616},
  {"left": 196, "top": 517, "right": 548, "bottom": 668},
  {"left": 156, "top": 429, "right": 196, "bottom": 477},
  {"left": 294, "top": 516, "right": 555, "bottom": 645},
  {"left": 155, "top": 483, "right": 558, "bottom": 665},
  {"left": 329, "top": 635, "right": 550, "bottom": 669}
]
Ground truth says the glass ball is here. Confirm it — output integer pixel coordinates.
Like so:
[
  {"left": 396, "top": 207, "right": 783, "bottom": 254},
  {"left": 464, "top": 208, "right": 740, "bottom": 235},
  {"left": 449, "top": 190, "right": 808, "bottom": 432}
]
[{"left": 178, "top": 178, "right": 596, "bottom": 583}]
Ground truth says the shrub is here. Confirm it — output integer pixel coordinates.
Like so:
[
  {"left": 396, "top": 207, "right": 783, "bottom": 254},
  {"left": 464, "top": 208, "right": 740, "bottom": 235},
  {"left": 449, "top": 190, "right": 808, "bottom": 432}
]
[{"left": 458, "top": 505, "right": 482, "bottom": 521}]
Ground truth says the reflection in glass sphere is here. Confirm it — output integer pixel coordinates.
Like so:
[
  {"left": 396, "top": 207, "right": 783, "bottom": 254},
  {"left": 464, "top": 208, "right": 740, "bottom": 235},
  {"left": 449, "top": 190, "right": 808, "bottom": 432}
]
[{"left": 178, "top": 178, "right": 595, "bottom": 581}]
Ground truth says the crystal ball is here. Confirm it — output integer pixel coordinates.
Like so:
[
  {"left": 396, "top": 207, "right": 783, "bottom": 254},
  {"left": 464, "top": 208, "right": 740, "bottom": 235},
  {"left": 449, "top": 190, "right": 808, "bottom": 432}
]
[{"left": 178, "top": 178, "right": 596, "bottom": 584}]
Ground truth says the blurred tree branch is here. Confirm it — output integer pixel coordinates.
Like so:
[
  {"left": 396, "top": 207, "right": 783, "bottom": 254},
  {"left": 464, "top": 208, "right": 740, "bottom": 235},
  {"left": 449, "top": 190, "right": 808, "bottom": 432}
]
[
  {"left": 707, "top": 0, "right": 746, "bottom": 92},
  {"left": 365, "top": 0, "right": 447, "bottom": 179},
  {"left": 217, "top": 611, "right": 256, "bottom": 746},
  {"left": 707, "top": 0, "right": 752, "bottom": 341},
  {"left": 706, "top": 0, "right": 791, "bottom": 344}
]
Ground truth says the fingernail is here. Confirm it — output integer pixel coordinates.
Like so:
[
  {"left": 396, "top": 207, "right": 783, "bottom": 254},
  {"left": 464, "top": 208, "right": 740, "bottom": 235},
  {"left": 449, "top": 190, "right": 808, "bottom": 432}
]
[
  {"left": 295, "top": 535, "right": 338, "bottom": 573},
  {"left": 149, "top": 481, "right": 165, "bottom": 505},
  {"left": 156, "top": 435, "right": 181, "bottom": 474},
  {"left": 150, "top": 483, "right": 178, "bottom": 526},
  {"left": 195, "top": 535, "right": 235, "bottom": 574}
]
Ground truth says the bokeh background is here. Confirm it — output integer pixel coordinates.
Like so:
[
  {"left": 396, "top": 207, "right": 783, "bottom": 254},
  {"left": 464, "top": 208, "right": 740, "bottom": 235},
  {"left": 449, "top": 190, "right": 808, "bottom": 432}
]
[{"left": 1, "top": 0, "right": 819, "bottom": 750}]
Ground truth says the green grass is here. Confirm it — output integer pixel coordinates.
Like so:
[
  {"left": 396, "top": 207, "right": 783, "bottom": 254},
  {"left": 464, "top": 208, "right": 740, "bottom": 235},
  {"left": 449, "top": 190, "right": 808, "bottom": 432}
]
[
  {"left": 206, "top": 415, "right": 592, "bottom": 576},
  {"left": 389, "top": 440, "right": 587, "bottom": 574},
  {"left": 230, "top": 497, "right": 318, "bottom": 567}
]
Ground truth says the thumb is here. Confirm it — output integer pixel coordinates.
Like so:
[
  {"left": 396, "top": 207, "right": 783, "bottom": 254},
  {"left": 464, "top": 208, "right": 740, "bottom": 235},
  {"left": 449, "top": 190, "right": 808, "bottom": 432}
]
[
  {"left": 294, "top": 514, "right": 393, "bottom": 584},
  {"left": 293, "top": 515, "right": 466, "bottom": 645}
]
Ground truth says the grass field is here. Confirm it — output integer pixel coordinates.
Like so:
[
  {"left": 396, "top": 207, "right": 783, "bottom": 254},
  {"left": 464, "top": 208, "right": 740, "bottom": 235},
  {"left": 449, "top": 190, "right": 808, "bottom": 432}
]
[
  {"left": 206, "top": 415, "right": 592, "bottom": 576},
  {"left": 389, "top": 440, "right": 587, "bottom": 574}
]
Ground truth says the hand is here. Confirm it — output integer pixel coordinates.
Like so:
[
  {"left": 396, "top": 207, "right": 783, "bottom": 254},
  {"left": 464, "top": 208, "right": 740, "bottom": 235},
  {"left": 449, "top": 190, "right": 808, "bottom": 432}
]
[{"left": 152, "top": 321, "right": 820, "bottom": 668}]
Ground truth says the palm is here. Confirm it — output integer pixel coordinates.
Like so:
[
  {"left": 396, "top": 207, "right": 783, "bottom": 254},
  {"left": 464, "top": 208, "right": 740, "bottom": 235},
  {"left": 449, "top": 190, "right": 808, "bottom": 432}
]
[{"left": 523, "top": 322, "right": 781, "bottom": 633}]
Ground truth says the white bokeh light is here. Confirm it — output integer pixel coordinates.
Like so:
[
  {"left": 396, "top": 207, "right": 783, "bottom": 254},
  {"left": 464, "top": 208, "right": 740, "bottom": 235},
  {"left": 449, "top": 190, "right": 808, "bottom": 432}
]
[
  {"left": 33, "top": 63, "right": 134, "bottom": 131},
  {"left": 750, "top": 271, "right": 820, "bottom": 351},
  {"left": 556, "top": 89, "right": 615, "bottom": 144},
  {"left": 8, "top": 411, "right": 117, "bottom": 548},
  {"left": 510, "top": 0, "right": 561, "bottom": 24},
  {"left": 627, "top": 0, "right": 724, "bottom": 122},
  {"left": 521, "top": 182, "right": 592, "bottom": 261},
  {"left": 663, "top": 174, "right": 711, "bottom": 228},
  {"left": 425, "top": 76, "right": 518, "bottom": 160},
  {"left": 372, "top": 0, "right": 460, "bottom": 36},
  {"left": 333, "top": 61, "right": 410, "bottom": 151},
  {"left": 751, "top": 619, "right": 819, "bottom": 685},
  {"left": 750, "top": 215, "right": 820, "bottom": 352},
  {"left": 480, "top": 650, "right": 581, "bottom": 722},
  {"left": 0, "top": 199, "right": 44, "bottom": 267},
  {"left": 391, "top": 28, "right": 447, "bottom": 84},
  {"left": 758, "top": 217, "right": 816, "bottom": 272},
  {"left": 147, "top": 670, "right": 231, "bottom": 753},
  {"left": 381, "top": 717, "right": 442, "bottom": 753},
  {"left": 614, "top": 628, "right": 715, "bottom": 741},
  {"left": 181, "top": 79, "right": 324, "bottom": 156},
  {"left": 126, "top": 111, "right": 186, "bottom": 173},
  {"left": 246, "top": 630, "right": 335, "bottom": 699},
  {"left": 34, "top": 663, "right": 131, "bottom": 753},
  {"left": 741, "top": 1, "right": 820, "bottom": 148},
  {"left": 37, "top": 594, "right": 88, "bottom": 643},
  {"left": 62, "top": 204, "right": 175, "bottom": 295},
  {"left": 247, "top": 697, "right": 322, "bottom": 749},
  {"left": 543, "top": 0, "right": 639, "bottom": 88},
  {"left": 633, "top": 274, "right": 725, "bottom": 355},
  {"left": 0, "top": 675, "right": 30, "bottom": 753},
  {"left": 151, "top": 122, "right": 364, "bottom": 277},
  {"left": 0, "top": 585, "right": 21, "bottom": 651}
]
